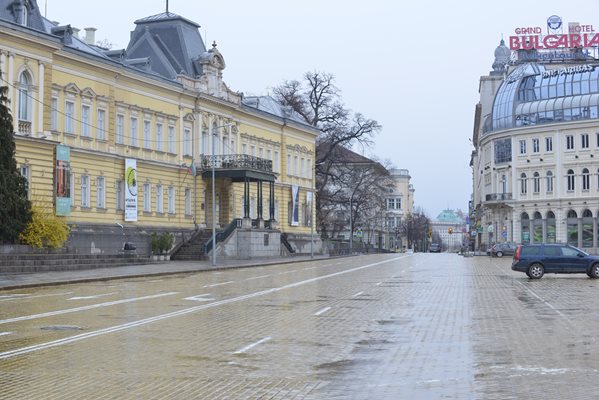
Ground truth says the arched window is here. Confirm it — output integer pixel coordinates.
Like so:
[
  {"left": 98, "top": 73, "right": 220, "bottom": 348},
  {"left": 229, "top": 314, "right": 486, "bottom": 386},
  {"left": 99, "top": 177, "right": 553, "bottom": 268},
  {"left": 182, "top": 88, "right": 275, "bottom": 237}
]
[
  {"left": 521, "top": 212, "right": 530, "bottom": 244},
  {"left": 18, "top": 71, "right": 31, "bottom": 122},
  {"left": 520, "top": 173, "right": 527, "bottom": 194},
  {"left": 567, "top": 210, "right": 578, "bottom": 246},
  {"left": 533, "top": 172, "right": 540, "bottom": 193},
  {"left": 583, "top": 209, "right": 593, "bottom": 247},
  {"left": 567, "top": 169, "right": 575, "bottom": 191},
  {"left": 582, "top": 168, "right": 590, "bottom": 191},
  {"left": 546, "top": 211, "right": 556, "bottom": 243},
  {"left": 546, "top": 171, "right": 554, "bottom": 193}
]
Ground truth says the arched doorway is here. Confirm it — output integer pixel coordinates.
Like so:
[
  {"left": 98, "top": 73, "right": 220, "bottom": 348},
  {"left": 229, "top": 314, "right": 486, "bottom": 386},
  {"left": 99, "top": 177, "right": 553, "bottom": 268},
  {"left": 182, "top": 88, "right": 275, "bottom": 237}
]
[
  {"left": 521, "top": 212, "right": 530, "bottom": 244},
  {"left": 567, "top": 210, "right": 578, "bottom": 246},
  {"left": 582, "top": 210, "right": 593, "bottom": 248},
  {"left": 546, "top": 211, "right": 556, "bottom": 243},
  {"left": 532, "top": 212, "right": 543, "bottom": 243}
]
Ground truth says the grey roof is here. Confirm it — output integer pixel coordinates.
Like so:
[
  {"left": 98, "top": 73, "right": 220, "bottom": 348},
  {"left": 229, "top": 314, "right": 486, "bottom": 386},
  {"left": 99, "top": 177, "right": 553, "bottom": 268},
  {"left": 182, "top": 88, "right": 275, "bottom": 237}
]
[
  {"left": 241, "top": 96, "right": 308, "bottom": 125},
  {"left": 0, "top": 0, "right": 46, "bottom": 32},
  {"left": 126, "top": 11, "right": 207, "bottom": 79}
]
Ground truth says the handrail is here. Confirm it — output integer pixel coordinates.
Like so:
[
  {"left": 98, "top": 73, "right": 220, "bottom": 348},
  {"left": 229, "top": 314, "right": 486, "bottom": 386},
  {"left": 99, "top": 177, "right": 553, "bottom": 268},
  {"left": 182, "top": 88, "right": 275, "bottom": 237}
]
[
  {"left": 205, "top": 218, "right": 242, "bottom": 254},
  {"left": 281, "top": 233, "right": 295, "bottom": 254},
  {"left": 199, "top": 154, "right": 273, "bottom": 173}
]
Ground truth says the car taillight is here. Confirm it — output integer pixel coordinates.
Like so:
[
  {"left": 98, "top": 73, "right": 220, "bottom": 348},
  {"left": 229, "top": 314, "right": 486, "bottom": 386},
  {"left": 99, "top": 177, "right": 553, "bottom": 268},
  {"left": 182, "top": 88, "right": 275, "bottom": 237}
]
[{"left": 514, "top": 245, "right": 521, "bottom": 261}]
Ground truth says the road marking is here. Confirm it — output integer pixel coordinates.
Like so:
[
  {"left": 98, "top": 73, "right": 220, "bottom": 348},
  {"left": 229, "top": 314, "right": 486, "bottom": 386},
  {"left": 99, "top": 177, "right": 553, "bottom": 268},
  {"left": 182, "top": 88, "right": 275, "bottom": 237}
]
[
  {"left": 314, "top": 307, "right": 331, "bottom": 316},
  {"left": 0, "top": 332, "right": 13, "bottom": 336},
  {"left": 202, "top": 281, "right": 234, "bottom": 288},
  {"left": 68, "top": 292, "right": 117, "bottom": 301},
  {"left": 304, "top": 267, "right": 317, "bottom": 270},
  {"left": 352, "top": 291, "right": 364, "bottom": 297},
  {"left": 0, "top": 292, "right": 178, "bottom": 325},
  {"left": 278, "top": 269, "right": 299, "bottom": 275},
  {"left": 0, "top": 292, "right": 74, "bottom": 302},
  {"left": 184, "top": 294, "right": 215, "bottom": 302},
  {"left": 0, "top": 256, "right": 406, "bottom": 359},
  {"left": 0, "top": 294, "right": 31, "bottom": 299},
  {"left": 376, "top": 282, "right": 383, "bottom": 286},
  {"left": 233, "top": 337, "right": 272, "bottom": 354},
  {"left": 245, "top": 275, "right": 271, "bottom": 281}
]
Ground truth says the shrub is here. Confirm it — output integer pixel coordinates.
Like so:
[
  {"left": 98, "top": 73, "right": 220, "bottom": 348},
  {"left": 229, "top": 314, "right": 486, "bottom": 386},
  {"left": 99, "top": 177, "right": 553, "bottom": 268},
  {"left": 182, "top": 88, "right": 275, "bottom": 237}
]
[
  {"left": 19, "top": 206, "right": 70, "bottom": 248},
  {"left": 159, "top": 232, "right": 174, "bottom": 254},
  {"left": 150, "top": 232, "right": 160, "bottom": 254}
]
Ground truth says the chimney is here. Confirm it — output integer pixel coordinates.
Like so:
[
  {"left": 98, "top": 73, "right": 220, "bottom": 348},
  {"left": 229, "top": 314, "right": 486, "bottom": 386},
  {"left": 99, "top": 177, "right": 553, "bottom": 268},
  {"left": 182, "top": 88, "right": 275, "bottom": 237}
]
[
  {"left": 72, "top": 27, "right": 80, "bottom": 38},
  {"left": 84, "top": 27, "right": 97, "bottom": 45}
]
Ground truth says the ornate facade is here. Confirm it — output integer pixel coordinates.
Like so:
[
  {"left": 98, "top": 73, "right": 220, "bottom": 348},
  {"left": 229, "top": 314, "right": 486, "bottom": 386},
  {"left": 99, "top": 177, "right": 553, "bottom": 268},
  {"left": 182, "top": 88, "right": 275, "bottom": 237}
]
[{"left": 0, "top": 2, "right": 318, "bottom": 254}]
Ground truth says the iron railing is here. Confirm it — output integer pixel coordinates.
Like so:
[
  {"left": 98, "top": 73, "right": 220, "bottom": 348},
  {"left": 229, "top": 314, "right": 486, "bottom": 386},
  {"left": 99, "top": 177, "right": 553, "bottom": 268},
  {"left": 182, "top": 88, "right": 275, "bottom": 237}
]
[
  {"left": 485, "top": 193, "right": 513, "bottom": 202},
  {"left": 204, "top": 218, "right": 242, "bottom": 254},
  {"left": 199, "top": 154, "right": 273, "bottom": 173}
]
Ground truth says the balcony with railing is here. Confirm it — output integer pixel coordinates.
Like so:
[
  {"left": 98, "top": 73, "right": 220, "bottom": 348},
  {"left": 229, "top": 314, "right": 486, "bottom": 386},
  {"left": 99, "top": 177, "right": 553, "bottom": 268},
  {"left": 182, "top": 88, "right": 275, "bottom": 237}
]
[
  {"left": 485, "top": 192, "right": 513, "bottom": 203},
  {"left": 199, "top": 154, "right": 273, "bottom": 174},
  {"left": 18, "top": 120, "right": 32, "bottom": 135}
]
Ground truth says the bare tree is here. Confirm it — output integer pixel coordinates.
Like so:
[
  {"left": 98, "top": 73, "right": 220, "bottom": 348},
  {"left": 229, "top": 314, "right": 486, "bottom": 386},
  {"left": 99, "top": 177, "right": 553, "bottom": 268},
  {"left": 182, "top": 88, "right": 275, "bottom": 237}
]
[
  {"left": 399, "top": 209, "right": 431, "bottom": 251},
  {"left": 273, "top": 71, "right": 382, "bottom": 235}
]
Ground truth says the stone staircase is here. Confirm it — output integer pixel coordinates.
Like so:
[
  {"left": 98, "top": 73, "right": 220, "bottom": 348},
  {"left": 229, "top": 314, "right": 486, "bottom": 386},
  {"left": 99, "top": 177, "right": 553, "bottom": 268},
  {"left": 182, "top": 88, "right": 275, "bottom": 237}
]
[
  {"left": 0, "top": 253, "right": 158, "bottom": 274},
  {"left": 171, "top": 230, "right": 213, "bottom": 261}
]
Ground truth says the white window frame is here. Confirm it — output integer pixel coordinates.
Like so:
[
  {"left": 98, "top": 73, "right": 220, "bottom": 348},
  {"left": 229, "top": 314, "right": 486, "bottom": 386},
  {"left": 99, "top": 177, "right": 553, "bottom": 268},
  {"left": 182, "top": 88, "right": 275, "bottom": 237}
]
[
  {"left": 143, "top": 183, "right": 151, "bottom": 212},
  {"left": 532, "top": 138, "right": 540, "bottom": 153},
  {"left": 65, "top": 101, "right": 75, "bottom": 134},
  {"left": 116, "top": 180, "right": 125, "bottom": 210},
  {"left": 18, "top": 72, "right": 31, "bottom": 122},
  {"left": 81, "top": 105, "right": 91, "bottom": 137},
  {"left": 582, "top": 133, "right": 590, "bottom": 149},
  {"left": 130, "top": 117, "right": 138, "bottom": 147},
  {"left": 545, "top": 136, "right": 553, "bottom": 152},
  {"left": 168, "top": 125, "right": 175, "bottom": 153},
  {"left": 51, "top": 97, "right": 58, "bottom": 131},
  {"left": 116, "top": 114, "right": 124, "bottom": 144},
  {"left": 168, "top": 186, "right": 175, "bottom": 214},
  {"left": 156, "top": 123, "right": 163, "bottom": 151},
  {"left": 566, "top": 135, "right": 575, "bottom": 150},
  {"left": 97, "top": 109, "right": 106, "bottom": 140},
  {"left": 183, "top": 128, "right": 191, "bottom": 156},
  {"left": 519, "top": 139, "right": 527, "bottom": 154},
  {"left": 143, "top": 120, "right": 151, "bottom": 149},
  {"left": 185, "top": 188, "right": 191, "bottom": 215},
  {"left": 81, "top": 175, "right": 90, "bottom": 208}
]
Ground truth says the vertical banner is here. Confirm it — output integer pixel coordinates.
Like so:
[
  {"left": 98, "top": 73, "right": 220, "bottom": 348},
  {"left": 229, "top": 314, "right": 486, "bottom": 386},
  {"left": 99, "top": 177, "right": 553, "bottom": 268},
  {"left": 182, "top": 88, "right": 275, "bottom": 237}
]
[
  {"left": 55, "top": 145, "right": 71, "bottom": 216},
  {"left": 291, "top": 185, "right": 299, "bottom": 226},
  {"left": 125, "top": 159, "right": 138, "bottom": 222},
  {"left": 306, "top": 191, "right": 313, "bottom": 227}
]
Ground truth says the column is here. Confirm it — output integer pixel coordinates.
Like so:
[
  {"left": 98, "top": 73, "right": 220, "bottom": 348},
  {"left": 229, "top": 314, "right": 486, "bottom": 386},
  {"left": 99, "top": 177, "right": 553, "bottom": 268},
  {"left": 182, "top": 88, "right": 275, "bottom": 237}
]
[
  {"left": 242, "top": 177, "right": 251, "bottom": 228},
  {"left": 257, "top": 180, "right": 263, "bottom": 221},
  {"left": 37, "top": 61, "right": 44, "bottom": 136},
  {"left": 8, "top": 52, "right": 14, "bottom": 120}
]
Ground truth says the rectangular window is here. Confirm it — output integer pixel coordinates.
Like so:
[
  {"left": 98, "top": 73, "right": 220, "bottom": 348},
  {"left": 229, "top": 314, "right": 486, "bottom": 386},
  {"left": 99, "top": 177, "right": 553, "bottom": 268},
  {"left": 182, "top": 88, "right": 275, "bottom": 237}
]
[
  {"left": 242, "top": 143, "right": 247, "bottom": 155},
  {"left": 65, "top": 101, "right": 74, "bottom": 134},
  {"left": 168, "top": 186, "right": 175, "bottom": 214},
  {"left": 294, "top": 156, "right": 298, "bottom": 175},
  {"left": 185, "top": 188, "right": 191, "bottom": 215},
  {"left": 143, "top": 183, "right": 151, "bottom": 212},
  {"left": 70, "top": 172, "right": 75, "bottom": 207},
  {"left": 156, "top": 185, "right": 163, "bottom": 213},
  {"left": 183, "top": 129, "right": 191, "bottom": 156},
  {"left": 519, "top": 139, "right": 526, "bottom": 154},
  {"left": 156, "top": 123, "right": 163, "bottom": 151},
  {"left": 250, "top": 145, "right": 255, "bottom": 156},
  {"left": 51, "top": 98, "right": 58, "bottom": 131},
  {"left": 97, "top": 109, "right": 106, "bottom": 140},
  {"left": 81, "top": 175, "right": 90, "bottom": 207},
  {"left": 566, "top": 135, "right": 574, "bottom": 150},
  {"left": 116, "top": 180, "right": 124, "bottom": 210},
  {"left": 274, "top": 151, "right": 279, "bottom": 173},
  {"left": 96, "top": 176, "right": 105, "bottom": 208},
  {"left": 301, "top": 158, "right": 305, "bottom": 178},
  {"left": 596, "top": 132, "right": 599, "bottom": 147},
  {"left": 266, "top": 149, "right": 272, "bottom": 163},
  {"left": 81, "top": 105, "right": 90, "bottom": 137},
  {"left": 581, "top": 133, "right": 589, "bottom": 149},
  {"left": 307, "top": 159, "right": 312, "bottom": 179},
  {"left": 546, "top": 173, "right": 553, "bottom": 193},
  {"left": 116, "top": 114, "right": 124, "bottom": 144},
  {"left": 287, "top": 154, "right": 291, "bottom": 175},
  {"left": 143, "top": 120, "right": 151, "bottom": 149},
  {"left": 545, "top": 136, "right": 553, "bottom": 152},
  {"left": 130, "top": 117, "right": 138, "bottom": 147},
  {"left": 20, "top": 165, "right": 29, "bottom": 197},
  {"left": 532, "top": 138, "right": 539, "bottom": 153},
  {"left": 168, "top": 125, "right": 175, "bottom": 153},
  {"left": 258, "top": 147, "right": 263, "bottom": 158}
]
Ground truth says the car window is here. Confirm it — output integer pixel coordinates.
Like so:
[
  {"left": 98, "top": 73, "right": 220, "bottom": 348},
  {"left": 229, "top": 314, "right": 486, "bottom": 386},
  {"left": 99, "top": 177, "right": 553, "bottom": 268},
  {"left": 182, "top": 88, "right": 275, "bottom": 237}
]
[
  {"left": 561, "top": 247, "right": 581, "bottom": 257},
  {"left": 521, "top": 246, "right": 541, "bottom": 256},
  {"left": 543, "top": 246, "right": 561, "bottom": 256}
]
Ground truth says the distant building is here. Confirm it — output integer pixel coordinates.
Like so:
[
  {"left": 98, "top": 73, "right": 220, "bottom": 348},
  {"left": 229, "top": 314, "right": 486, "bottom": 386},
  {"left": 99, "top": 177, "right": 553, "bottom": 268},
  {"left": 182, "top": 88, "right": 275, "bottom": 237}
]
[
  {"left": 432, "top": 209, "right": 466, "bottom": 252},
  {"left": 384, "top": 169, "right": 414, "bottom": 251}
]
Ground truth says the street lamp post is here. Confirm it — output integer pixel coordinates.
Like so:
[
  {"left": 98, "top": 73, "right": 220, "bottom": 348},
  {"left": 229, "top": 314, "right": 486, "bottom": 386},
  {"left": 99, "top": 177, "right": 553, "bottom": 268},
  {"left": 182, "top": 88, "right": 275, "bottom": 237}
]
[{"left": 210, "top": 123, "right": 233, "bottom": 267}]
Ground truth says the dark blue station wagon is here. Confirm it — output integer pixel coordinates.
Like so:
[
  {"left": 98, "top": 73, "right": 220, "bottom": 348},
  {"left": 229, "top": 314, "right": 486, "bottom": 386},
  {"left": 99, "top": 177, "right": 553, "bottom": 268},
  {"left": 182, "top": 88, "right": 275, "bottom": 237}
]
[{"left": 512, "top": 244, "right": 599, "bottom": 279}]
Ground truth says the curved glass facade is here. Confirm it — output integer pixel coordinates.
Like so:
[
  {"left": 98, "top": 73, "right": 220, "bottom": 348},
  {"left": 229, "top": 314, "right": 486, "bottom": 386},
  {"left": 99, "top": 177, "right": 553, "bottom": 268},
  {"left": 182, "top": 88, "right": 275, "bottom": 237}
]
[{"left": 486, "top": 63, "right": 599, "bottom": 134}]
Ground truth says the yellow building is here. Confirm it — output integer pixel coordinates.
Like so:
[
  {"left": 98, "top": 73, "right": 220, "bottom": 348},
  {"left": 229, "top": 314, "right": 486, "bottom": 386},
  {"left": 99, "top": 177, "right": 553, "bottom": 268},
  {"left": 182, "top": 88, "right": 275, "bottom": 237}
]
[{"left": 0, "top": 3, "right": 319, "bottom": 256}]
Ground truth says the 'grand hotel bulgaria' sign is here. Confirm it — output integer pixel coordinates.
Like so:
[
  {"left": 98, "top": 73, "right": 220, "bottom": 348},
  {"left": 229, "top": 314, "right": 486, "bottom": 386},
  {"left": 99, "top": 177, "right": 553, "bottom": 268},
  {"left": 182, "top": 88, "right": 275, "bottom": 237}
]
[{"left": 509, "top": 15, "right": 599, "bottom": 50}]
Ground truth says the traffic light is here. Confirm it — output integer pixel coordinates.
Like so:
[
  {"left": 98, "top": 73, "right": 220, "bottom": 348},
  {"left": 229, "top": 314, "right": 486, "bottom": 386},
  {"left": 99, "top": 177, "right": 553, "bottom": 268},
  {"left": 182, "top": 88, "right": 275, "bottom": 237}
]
[{"left": 448, "top": 227, "right": 453, "bottom": 234}]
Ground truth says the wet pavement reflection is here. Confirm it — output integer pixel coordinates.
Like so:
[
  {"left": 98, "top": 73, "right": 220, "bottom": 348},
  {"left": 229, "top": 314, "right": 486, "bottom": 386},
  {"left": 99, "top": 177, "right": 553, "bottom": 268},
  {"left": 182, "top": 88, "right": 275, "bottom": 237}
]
[{"left": 2, "top": 254, "right": 599, "bottom": 398}]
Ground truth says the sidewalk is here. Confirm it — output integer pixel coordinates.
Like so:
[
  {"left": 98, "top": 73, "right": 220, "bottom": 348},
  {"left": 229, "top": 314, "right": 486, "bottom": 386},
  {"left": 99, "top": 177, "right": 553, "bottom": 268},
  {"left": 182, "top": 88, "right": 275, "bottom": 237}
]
[{"left": 0, "top": 255, "right": 331, "bottom": 290}]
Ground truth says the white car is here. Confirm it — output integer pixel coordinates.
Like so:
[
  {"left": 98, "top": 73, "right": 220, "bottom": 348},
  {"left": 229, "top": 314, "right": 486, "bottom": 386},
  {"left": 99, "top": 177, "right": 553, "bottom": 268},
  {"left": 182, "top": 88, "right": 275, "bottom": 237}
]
[{"left": 406, "top": 248, "right": 414, "bottom": 254}]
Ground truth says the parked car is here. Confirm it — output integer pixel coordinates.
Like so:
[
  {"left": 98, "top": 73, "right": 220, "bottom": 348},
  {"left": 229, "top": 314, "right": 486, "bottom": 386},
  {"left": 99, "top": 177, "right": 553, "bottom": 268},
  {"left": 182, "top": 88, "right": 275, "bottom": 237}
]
[
  {"left": 429, "top": 243, "right": 441, "bottom": 253},
  {"left": 489, "top": 242, "right": 518, "bottom": 257},
  {"left": 512, "top": 244, "right": 599, "bottom": 279}
]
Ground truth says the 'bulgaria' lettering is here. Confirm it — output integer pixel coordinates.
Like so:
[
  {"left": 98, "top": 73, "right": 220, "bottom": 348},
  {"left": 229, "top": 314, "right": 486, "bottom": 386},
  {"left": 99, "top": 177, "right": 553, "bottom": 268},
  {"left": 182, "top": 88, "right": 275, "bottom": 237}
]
[{"left": 509, "top": 33, "right": 599, "bottom": 50}]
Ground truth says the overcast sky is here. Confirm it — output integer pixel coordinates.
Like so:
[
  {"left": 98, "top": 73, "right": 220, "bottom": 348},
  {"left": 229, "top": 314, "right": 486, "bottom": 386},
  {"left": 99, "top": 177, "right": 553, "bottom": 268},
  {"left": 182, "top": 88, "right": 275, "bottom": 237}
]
[{"left": 44, "top": 0, "right": 599, "bottom": 219}]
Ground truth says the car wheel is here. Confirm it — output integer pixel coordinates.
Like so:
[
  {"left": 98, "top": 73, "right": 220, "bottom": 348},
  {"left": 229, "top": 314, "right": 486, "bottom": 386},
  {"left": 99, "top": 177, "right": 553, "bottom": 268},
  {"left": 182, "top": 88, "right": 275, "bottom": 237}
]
[
  {"left": 496, "top": 251, "right": 503, "bottom": 258},
  {"left": 590, "top": 263, "right": 599, "bottom": 278},
  {"left": 528, "top": 263, "right": 544, "bottom": 279}
]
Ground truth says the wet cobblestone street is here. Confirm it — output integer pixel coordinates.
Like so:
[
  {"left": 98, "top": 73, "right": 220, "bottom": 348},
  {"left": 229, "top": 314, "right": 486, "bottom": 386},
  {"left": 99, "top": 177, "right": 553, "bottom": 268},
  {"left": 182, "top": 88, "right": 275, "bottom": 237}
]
[{"left": 2, "top": 253, "right": 599, "bottom": 399}]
